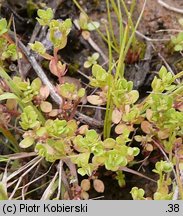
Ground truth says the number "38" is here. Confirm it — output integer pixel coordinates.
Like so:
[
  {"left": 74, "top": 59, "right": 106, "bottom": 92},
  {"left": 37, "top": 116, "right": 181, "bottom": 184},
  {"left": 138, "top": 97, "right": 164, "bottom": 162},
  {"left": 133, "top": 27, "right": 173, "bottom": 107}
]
[{"left": 167, "top": 204, "right": 179, "bottom": 212}]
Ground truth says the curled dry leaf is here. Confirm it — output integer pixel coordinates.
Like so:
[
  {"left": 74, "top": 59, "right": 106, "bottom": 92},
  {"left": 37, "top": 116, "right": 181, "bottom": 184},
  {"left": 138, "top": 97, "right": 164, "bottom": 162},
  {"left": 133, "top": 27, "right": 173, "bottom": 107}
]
[
  {"left": 49, "top": 109, "right": 59, "bottom": 117},
  {"left": 141, "top": 121, "right": 152, "bottom": 134},
  {"left": 134, "top": 135, "right": 142, "bottom": 142},
  {"left": 115, "top": 123, "right": 134, "bottom": 135},
  {"left": 49, "top": 58, "right": 67, "bottom": 77},
  {"left": 93, "top": 179, "right": 104, "bottom": 193},
  {"left": 146, "top": 109, "right": 153, "bottom": 121},
  {"left": 125, "top": 105, "right": 130, "bottom": 113},
  {"left": 145, "top": 144, "right": 154, "bottom": 152},
  {"left": 81, "top": 179, "right": 91, "bottom": 191},
  {"left": 87, "top": 95, "right": 104, "bottom": 105},
  {"left": 81, "top": 191, "right": 89, "bottom": 200},
  {"left": 157, "top": 129, "right": 169, "bottom": 140},
  {"left": 40, "top": 101, "right": 52, "bottom": 113},
  {"left": 112, "top": 108, "right": 122, "bottom": 124},
  {"left": 40, "top": 85, "right": 50, "bottom": 100},
  {"left": 78, "top": 125, "right": 89, "bottom": 135}
]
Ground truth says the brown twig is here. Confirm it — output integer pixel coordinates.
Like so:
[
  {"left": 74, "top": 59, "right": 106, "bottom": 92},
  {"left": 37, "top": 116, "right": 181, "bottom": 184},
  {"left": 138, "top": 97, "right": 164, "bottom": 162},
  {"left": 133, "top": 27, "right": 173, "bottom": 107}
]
[
  {"left": 75, "top": 111, "right": 104, "bottom": 128},
  {"left": 17, "top": 39, "right": 63, "bottom": 106},
  {"left": 158, "top": 0, "right": 183, "bottom": 14},
  {"left": 73, "top": 20, "right": 108, "bottom": 62},
  {"left": 64, "top": 159, "right": 78, "bottom": 185},
  {"left": 120, "top": 167, "right": 156, "bottom": 183}
]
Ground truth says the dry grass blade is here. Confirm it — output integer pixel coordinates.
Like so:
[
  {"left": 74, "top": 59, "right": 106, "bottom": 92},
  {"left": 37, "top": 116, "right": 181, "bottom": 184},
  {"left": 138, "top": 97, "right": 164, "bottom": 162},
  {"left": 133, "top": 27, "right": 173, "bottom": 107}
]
[
  {"left": 120, "top": 167, "right": 156, "bottom": 183},
  {"left": 73, "top": 20, "right": 108, "bottom": 62},
  {"left": 2, "top": 152, "right": 37, "bottom": 160},
  {"left": 7, "top": 156, "right": 41, "bottom": 182},
  {"left": 41, "top": 171, "right": 59, "bottom": 200},
  {"left": 9, "top": 157, "right": 43, "bottom": 200},
  {"left": 56, "top": 160, "right": 63, "bottom": 199}
]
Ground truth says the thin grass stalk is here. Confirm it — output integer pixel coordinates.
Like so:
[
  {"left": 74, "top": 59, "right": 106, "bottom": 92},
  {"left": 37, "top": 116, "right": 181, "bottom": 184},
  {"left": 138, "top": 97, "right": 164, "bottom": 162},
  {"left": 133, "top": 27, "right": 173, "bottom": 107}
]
[
  {"left": 104, "top": 23, "right": 113, "bottom": 138},
  {"left": 117, "top": 0, "right": 123, "bottom": 47},
  {"left": 106, "top": 0, "right": 118, "bottom": 48},
  {"left": 124, "top": 0, "right": 147, "bottom": 57},
  {"left": 115, "top": 24, "right": 129, "bottom": 79}
]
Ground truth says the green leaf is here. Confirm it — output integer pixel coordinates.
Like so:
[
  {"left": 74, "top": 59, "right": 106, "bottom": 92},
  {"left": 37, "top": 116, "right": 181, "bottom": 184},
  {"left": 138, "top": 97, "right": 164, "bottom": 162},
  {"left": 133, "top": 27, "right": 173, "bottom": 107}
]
[
  {"left": 159, "top": 66, "right": 167, "bottom": 79},
  {"left": 127, "top": 90, "right": 139, "bottom": 104},
  {"left": 19, "top": 136, "right": 35, "bottom": 148},
  {"left": 71, "top": 153, "right": 90, "bottom": 167},
  {"left": 29, "top": 41, "right": 46, "bottom": 55},
  {"left": 174, "top": 44, "right": 183, "bottom": 51},
  {"left": 86, "top": 130, "right": 99, "bottom": 142},
  {"left": 0, "top": 182, "right": 8, "bottom": 200},
  {"left": 77, "top": 88, "right": 85, "bottom": 98},
  {"left": 31, "top": 77, "right": 41, "bottom": 89},
  {"left": 90, "top": 64, "right": 109, "bottom": 87},
  {"left": 79, "top": 12, "right": 88, "bottom": 30},
  {"left": 0, "top": 18, "right": 8, "bottom": 36},
  {"left": 37, "top": 8, "right": 53, "bottom": 26},
  {"left": 104, "top": 150, "right": 127, "bottom": 171},
  {"left": 45, "top": 119, "right": 69, "bottom": 138},
  {"left": 59, "top": 19, "right": 72, "bottom": 35},
  {"left": 84, "top": 61, "right": 92, "bottom": 68},
  {"left": 103, "top": 138, "right": 116, "bottom": 148},
  {"left": 20, "top": 106, "right": 40, "bottom": 130},
  {"left": 92, "top": 52, "right": 100, "bottom": 60},
  {"left": 153, "top": 161, "right": 173, "bottom": 174},
  {"left": 0, "top": 92, "right": 19, "bottom": 101},
  {"left": 87, "top": 21, "right": 100, "bottom": 31},
  {"left": 130, "top": 187, "right": 145, "bottom": 200},
  {"left": 2, "top": 44, "right": 22, "bottom": 61}
]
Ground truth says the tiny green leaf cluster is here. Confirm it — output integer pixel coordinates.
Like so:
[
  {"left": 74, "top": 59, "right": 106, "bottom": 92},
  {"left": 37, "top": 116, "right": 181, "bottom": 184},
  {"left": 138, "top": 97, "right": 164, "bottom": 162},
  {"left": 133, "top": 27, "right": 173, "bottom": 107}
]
[
  {"left": 84, "top": 52, "right": 99, "bottom": 68},
  {"left": 31, "top": 8, "right": 72, "bottom": 51},
  {"left": 58, "top": 83, "right": 85, "bottom": 101},
  {"left": 13, "top": 77, "right": 42, "bottom": 103},
  {"left": 72, "top": 130, "right": 139, "bottom": 175},
  {"left": 0, "top": 18, "right": 8, "bottom": 36},
  {"left": 78, "top": 12, "right": 100, "bottom": 31},
  {"left": 131, "top": 161, "right": 173, "bottom": 200}
]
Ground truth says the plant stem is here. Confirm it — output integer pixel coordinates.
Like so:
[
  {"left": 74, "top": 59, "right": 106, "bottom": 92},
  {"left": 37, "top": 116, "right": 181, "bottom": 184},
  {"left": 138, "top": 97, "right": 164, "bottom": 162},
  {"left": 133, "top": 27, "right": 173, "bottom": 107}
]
[{"left": 104, "top": 24, "right": 113, "bottom": 139}]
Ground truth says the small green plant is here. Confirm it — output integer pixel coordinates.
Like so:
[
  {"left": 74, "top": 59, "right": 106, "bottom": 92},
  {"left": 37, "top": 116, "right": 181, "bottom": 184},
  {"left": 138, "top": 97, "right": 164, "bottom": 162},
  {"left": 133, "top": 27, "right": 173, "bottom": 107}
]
[
  {"left": 13, "top": 77, "right": 42, "bottom": 103},
  {"left": 0, "top": 18, "right": 8, "bottom": 36},
  {"left": 29, "top": 8, "right": 72, "bottom": 82},
  {"left": 0, "top": 19, "right": 22, "bottom": 67},
  {"left": 131, "top": 161, "right": 173, "bottom": 200},
  {"left": 84, "top": 52, "right": 99, "bottom": 68},
  {"left": 171, "top": 18, "right": 183, "bottom": 51},
  {"left": 130, "top": 187, "right": 146, "bottom": 200},
  {"left": 78, "top": 12, "right": 100, "bottom": 32},
  {"left": 153, "top": 161, "right": 173, "bottom": 200}
]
